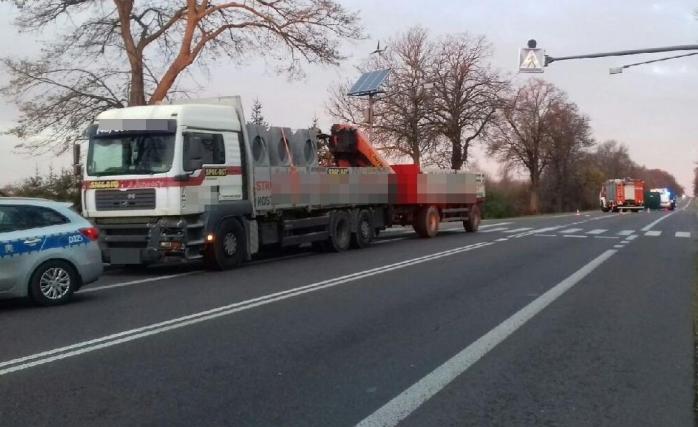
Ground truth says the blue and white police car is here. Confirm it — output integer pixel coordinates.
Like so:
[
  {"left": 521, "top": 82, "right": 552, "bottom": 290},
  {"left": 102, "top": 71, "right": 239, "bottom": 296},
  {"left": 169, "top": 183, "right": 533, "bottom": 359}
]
[{"left": 0, "top": 198, "right": 103, "bottom": 305}]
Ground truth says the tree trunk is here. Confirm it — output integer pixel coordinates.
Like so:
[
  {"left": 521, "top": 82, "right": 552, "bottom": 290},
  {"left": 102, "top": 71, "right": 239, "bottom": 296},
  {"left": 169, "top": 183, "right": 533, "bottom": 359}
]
[
  {"left": 529, "top": 176, "right": 540, "bottom": 214},
  {"left": 129, "top": 59, "right": 146, "bottom": 106},
  {"left": 450, "top": 139, "right": 463, "bottom": 170}
]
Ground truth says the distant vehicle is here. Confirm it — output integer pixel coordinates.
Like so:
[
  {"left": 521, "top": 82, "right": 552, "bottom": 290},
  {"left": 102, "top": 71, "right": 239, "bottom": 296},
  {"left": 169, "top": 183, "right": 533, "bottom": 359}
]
[
  {"left": 650, "top": 188, "right": 675, "bottom": 210},
  {"left": 77, "top": 97, "right": 485, "bottom": 269},
  {"left": 599, "top": 178, "right": 645, "bottom": 212},
  {"left": 0, "top": 198, "right": 103, "bottom": 305}
]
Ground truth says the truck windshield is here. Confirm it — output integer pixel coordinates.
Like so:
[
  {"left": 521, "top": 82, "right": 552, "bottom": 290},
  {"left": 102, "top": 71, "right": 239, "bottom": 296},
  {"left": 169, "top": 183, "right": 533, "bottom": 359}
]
[{"left": 87, "top": 135, "right": 175, "bottom": 176}]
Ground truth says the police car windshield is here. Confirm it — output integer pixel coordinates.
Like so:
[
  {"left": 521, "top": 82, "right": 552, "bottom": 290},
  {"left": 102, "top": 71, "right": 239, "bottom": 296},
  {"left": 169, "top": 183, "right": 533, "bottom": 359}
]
[{"left": 87, "top": 134, "right": 175, "bottom": 176}]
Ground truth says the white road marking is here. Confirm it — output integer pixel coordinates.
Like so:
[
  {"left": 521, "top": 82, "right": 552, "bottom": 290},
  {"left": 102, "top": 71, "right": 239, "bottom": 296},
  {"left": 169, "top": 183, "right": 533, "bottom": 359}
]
[
  {"left": 644, "top": 231, "right": 662, "bottom": 237},
  {"left": 356, "top": 250, "right": 617, "bottom": 427},
  {"left": 675, "top": 232, "right": 691, "bottom": 238},
  {"left": 613, "top": 245, "right": 624, "bottom": 249},
  {"left": 80, "top": 273, "right": 196, "bottom": 294},
  {"left": 495, "top": 238, "right": 508, "bottom": 242},
  {"left": 586, "top": 229, "right": 607, "bottom": 235},
  {"left": 0, "top": 241, "right": 503, "bottom": 377},
  {"left": 374, "top": 237, "right": 409, "bottom": 245},
  {"left": 479, "top": 222, "right": 512, "bottom": 229},
  {"left": 594, "top": 236, "right": 618, "bottom": 240},
  {"left": 480, "top": 227, "right": 509, "bottom": 233},
  {"left": 617, "top": 230, "right": 634, "bottom": 236},
  {"left": 535, "top": 234, "right": 558, "bottom": 237},
  {"left": 503, "top": 227, "right": 532, "bottom": 234},
  {"left": 563, "top": 235, "right": 587, "bottom": 239},
  {"left": 626, "top": 235, "right": 638, "bottom": 241},
  {"left": 641, "top": 211, "right": 674, "bottom": 231},
  {"left": 559, "top": 228, "right": 583, "bottom": 234},
  {"left": 680, "top": 198, "right": 693, "bottom": 211}
]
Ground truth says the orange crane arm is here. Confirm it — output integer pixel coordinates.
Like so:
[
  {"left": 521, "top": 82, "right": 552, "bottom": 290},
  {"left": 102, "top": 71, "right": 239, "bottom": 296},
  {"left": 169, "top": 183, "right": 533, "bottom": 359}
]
[{"left": 328, "top": 124, "right": 392, "bottom": 170}]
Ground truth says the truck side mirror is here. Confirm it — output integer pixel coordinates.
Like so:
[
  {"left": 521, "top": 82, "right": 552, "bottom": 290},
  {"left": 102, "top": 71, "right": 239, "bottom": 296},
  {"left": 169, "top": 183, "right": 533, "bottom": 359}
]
[
  {"left": 72, "top": 144, "right": 82, "bottom": 177},
  {"left": 185, "top": 158, "right": 203, "bottom": 172}
]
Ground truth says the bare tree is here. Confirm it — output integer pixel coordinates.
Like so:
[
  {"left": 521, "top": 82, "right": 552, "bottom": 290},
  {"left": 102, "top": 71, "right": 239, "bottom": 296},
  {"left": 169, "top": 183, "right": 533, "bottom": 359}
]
[
  {"left": 488, "top": 79, "right": 565, "bottom": 213},
  {"left": 373, "top": 27, "right": 438, "bottom": 165},
  {"left": 326, "top": 26, "right": 437, "bottom": 165},
  {"left": 428, "top": 34, "right": 508, "bottom": 170},
  {"left": 2, "top": 0, "right": 364, "bottom": 153},
  {"left": 326, "top": 79, "right": 368, "bottom": 127},
  {"left": 545, "top": 101, "right": 594, "bottom": 211}
]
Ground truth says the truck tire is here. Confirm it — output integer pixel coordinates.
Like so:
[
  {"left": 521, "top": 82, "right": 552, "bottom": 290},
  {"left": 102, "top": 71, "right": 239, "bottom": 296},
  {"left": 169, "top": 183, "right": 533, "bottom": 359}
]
[
  {"left": 204, "top": 218, "right": 246, "bottom": 270},
  {"left": 328, "top": 210, "right": 351, "bottom": 252},
  {"left": 464, "top": 205, "right": 481, "bottom": 232},
  {"left": 351, "top": 209, "right": 373, "bottom": 249},
  {"left": 413, "top": 205, "right": 440, "bottom": 238}
]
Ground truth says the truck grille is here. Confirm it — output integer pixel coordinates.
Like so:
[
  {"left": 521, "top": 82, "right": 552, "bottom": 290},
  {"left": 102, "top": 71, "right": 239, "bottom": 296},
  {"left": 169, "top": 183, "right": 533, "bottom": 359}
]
[{"left": 95, "top": 189, "right": 156, "bottom": 211}]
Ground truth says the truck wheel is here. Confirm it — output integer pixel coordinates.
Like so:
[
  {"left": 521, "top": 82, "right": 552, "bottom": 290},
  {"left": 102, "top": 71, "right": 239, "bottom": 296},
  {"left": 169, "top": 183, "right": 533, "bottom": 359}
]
[
  {"left": 464, "top": 205, "right": 481, "bottom": 232},
  {"left": 204, "top": 219, "right": 246, "bottom": 270},
  {"left": 351, "top": 210, "right": 373, "bottom": 249},
  {"left": 29, "top": 260, "right": 78, "bottom": 306},
  {"left": 328, "top": 210, "right": 351, "bottom": 252},
  {"left": 413, "top": 205, "right": 440, "bottom": 238}
]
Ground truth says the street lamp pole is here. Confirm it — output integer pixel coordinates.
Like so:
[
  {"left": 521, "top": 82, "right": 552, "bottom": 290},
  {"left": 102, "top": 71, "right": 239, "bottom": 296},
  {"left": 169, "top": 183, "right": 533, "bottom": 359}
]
[{"left": 544, "top": 44, "right": 698, "bottom": 66}]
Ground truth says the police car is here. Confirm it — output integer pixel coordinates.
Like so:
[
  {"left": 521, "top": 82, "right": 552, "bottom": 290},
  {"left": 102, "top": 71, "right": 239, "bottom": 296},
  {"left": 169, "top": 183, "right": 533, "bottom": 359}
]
[{"left": 0, "top": 198, "right": 103, "bottom": 305}]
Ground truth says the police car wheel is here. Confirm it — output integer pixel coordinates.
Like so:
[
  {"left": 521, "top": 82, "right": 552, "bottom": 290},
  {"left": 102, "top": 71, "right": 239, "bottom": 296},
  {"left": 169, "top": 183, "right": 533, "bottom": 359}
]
[{"left": 29, "top": 260, "right": 78, "bottom": 306}]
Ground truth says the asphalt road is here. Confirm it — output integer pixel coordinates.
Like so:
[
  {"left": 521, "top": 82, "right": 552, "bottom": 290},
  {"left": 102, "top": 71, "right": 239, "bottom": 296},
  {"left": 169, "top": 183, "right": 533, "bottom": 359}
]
[{"left": 0, "top": 200, "right": 696, "bottom": 426}]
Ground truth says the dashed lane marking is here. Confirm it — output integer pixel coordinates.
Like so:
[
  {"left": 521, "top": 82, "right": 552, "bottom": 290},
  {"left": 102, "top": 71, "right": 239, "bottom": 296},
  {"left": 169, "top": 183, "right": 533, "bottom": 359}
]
[
  {"left": 586, "top": 229, "right": 607, "bottom": 235},
  {"left": 676, "top": 232, "right": 691, "bottom": 238},
  {"left": 644, "top": 231, "right": 662, "bottom": 237}
]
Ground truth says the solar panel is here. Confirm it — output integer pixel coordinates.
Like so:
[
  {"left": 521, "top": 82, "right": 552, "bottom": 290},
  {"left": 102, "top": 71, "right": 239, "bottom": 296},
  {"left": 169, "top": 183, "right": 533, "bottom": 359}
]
[{"left": 348, "top": 69, "right": 390, "bottom": 96}]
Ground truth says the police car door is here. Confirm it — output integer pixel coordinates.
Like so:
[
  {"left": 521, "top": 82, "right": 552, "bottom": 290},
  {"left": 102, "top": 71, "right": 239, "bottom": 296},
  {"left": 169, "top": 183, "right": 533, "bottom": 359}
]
[
  {"left": 0, "top": 205, "right": 73, "bottom": 291},
  {"left": 0, "top": 205, "right": 35, "bottom": 291}
]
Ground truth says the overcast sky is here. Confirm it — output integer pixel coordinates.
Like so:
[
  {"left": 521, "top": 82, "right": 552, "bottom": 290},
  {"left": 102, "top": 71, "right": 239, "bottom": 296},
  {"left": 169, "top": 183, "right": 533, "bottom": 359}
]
[{"left": 0, "top": 0, "right": 697, "bottom": 191}]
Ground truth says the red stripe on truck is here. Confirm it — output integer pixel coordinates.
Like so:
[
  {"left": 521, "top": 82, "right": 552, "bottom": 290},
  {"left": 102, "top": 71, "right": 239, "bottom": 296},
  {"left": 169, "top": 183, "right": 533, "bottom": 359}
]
[{"left": 83, "top": 166, "right": 242, "bottom": 190}]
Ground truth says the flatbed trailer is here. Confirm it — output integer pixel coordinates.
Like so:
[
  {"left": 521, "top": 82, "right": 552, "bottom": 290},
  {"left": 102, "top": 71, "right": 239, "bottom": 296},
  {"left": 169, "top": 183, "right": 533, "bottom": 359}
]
[{"left": 79, "top": 97, "right": 485, "bottom": 269}]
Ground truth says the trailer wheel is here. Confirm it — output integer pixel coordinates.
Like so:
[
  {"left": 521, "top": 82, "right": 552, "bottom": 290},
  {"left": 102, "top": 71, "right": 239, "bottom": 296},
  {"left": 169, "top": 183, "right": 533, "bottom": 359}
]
[
  {"left": 204, "top": 219, "right": 245, "bottom": 270},
  {"left": 351, "top": 210, "right": 373, "bottom": 249},
  {"left": 464, "top": 205, "right": 481, "bottom": 232},
  {"left": 413, "top": 205, "right": 440, "bottom": 238},
  {"left": 328, "top": 210, "right": 351, "bottom": 252}
]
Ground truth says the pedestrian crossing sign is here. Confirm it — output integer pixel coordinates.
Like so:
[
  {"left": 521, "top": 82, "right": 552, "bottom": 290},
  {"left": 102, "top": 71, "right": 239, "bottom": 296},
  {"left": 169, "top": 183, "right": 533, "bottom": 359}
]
[{"left": 519, "top": 48, "right": 545, "bottom": 73}]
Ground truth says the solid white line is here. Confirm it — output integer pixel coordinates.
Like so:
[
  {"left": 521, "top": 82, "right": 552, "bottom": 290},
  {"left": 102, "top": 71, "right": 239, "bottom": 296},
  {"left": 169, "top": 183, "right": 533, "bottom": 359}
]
[
  {"left": 374, "top": 237, "right": 408, "bottom": 245},
  {"left": 0, "top": 241, "right": 500, "bottom": 377},
  {"left": 495, "top": 238, "right": 508, "bottom": 242},
  {"left": 80, "top": 273, "right": 196, "bottom": 294},
  {"left": 644, "top": 230, "right": 661, "bottom": 237},
  {"left": 617, "top": 230, "right": 634, "bottom": 236},
  {"left": 586, "top": 229, "right": 607, "bottom": 235},
  {"left": 563, "top": 235, "right": 587, "bottom": 239},
  {"left": 480, "top": 227, "right": 509, "bottom": 233},
  {"left": 503, "top": 227, "right": 532, "bottom": 234},
  {"left": 641, "top": 212, "right": 674, "bottom": 231},
  {"left": 479, "top": 222, "right": 512, "bottom": 229},
  {"left": 356, "top": 249, "right": 617, "bottom": 427},
  {"left": 559, "top": 228, "right": 583, "bottom": 234},
  {"left": 680, "top": 198, "right": 693, "bottom": 211},
  {"left": 675, "top": 232, "right": 691, "bottom": 238}
]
